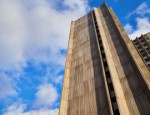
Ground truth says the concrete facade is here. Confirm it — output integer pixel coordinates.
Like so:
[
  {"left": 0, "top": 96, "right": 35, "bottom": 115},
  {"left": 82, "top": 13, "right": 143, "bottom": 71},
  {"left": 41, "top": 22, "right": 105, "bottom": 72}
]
[
  {"left": 132, "top": 32, "right": 150, "bottom": 70},
  {"left": 59, "top": 3, "right": 150, "bottom": 115}
]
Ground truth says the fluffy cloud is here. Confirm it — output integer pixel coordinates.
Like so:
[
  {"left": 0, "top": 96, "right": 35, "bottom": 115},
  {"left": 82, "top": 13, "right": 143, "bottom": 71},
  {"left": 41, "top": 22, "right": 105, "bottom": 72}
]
[
  {"left": 125, "top": 2, "right": 150, "bottom": 40},
  {"left": 0, "top": 0, "right": 88, "bottom": 91},
  {"left": 3, "top": 103, "right": 59, "bottom": 115},
  {"left": 35, "top": 83, "right": 58, "bottom": 107},
  {"left": 0, "top": 0, "right": 26, "bottom": 70},
  {"left": 124, "top": 23, "right": 134, "bottom": 34},
  {"left": 3, "top": 104, "right": 26, "bottom": 115},
  {"left": 0, "top": 0, "right": 89, "bottom": 114},
  {"left": 126, "top": 2, "right": 150, "bottom": 18},
  {"left": 0, "top": 0, "right": 89, "bottom": 71},
  {"left": 0, "top": 73, "right": 17, "bottom": 99},
  {"left": 125, "top": 17, "right": 150, "bottom": 40}
]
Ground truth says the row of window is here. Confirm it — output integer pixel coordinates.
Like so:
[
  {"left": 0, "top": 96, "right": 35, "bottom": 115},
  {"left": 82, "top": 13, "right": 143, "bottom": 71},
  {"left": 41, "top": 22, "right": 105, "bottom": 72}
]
[
  {"left": 136, "top": 44, "right": 150, "bottom": 53},
  {"left": 134, "top": 36, "right": 150, "bottom": 45},
  {"left": 92, "top": 11, "right": 120, "bottom": 115},
  {"left": 133, "top": 39, "right": 150, "bottom": 69}
]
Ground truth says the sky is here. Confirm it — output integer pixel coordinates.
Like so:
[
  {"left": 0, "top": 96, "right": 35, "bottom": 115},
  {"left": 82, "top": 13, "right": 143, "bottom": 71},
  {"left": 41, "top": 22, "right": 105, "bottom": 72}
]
[{"left": 0, "top": 0, "right": 150, "bottom": 115}]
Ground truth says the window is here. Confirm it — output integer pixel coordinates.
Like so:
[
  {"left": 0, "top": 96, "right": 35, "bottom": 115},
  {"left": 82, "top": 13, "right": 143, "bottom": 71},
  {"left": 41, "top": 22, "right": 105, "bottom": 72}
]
[
  {"left": 107, "top": 77, "right": 111, "bottom": 84},
  {"left": 144, "top": 46, "right": 148, "bottom": 49},
  {"left": 143, "top": 56, "right": 148, "bottom": 59},
  {"left": 103, "top": 58, "right": 107, "bottom": 62},
  {"left": 147, "top": 61, "right": 150, "bottom": 65},
  {"left": 110, "top": 91, "right": 115, "bottom": 98},
  {"left": 104, "top": 61, "right": 108, "bottom": 67},
  {"left": 136, "top": 44, "right": 140, "bottom": 48},
  {"left": 101, "top": 50, "right": 105, "bottom": 54},
  {"left": 99, "top": 43, "right": 103, "bottom": 47},
  {"left": 106, "top": 72, "right": 110, "bottom": 78},
  {"left": 147, "top": 39, "right": 150, "bottom": 42},
  {"left": 97, "top": 33, "right": 100, "bottom": 38},
  {"left": 113, "top": 102, "right": 119, "bottom": 110},
  {"left": 139, "top": 50, "right": 144, "bottom": 53},
  {"left": 135, "top": 42, "right": 138, "bottom": 45},
  {"left": 108, "top": 83, "right": 113, "bottom": 90},
  {"left": 141, "top": 42, "right": 146, "bottom": 45},
  {"left": 139, "top": 48, "right": 142, "bottom": 51}
]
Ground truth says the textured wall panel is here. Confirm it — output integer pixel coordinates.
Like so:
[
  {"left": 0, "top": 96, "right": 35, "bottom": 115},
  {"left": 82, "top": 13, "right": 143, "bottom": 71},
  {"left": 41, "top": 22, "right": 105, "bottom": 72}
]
[{"left": 60, "top": 3, "right": 150, "bottom": 115}]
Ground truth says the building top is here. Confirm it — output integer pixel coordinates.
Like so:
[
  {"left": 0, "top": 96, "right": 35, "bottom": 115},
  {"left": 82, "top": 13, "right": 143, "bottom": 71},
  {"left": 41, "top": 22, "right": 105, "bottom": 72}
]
[{"left": 74, "top": 2, "right": 109, "bottom": 22}]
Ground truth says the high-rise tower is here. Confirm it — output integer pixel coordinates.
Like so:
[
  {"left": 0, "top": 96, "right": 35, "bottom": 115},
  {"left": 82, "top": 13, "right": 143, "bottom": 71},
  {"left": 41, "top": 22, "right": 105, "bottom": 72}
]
[{"left": 59, "top": 3, "right": 150, "bottom": 115}]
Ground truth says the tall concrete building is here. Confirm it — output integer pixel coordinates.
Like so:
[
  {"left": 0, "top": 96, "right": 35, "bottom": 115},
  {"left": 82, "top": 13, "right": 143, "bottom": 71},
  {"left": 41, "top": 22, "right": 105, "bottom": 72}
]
[
  {"left": 59, "top": 3, "right": 150, "bottom": 115},
  {"left": 132, "top": 32, "right": 150, "bottom": 69}
]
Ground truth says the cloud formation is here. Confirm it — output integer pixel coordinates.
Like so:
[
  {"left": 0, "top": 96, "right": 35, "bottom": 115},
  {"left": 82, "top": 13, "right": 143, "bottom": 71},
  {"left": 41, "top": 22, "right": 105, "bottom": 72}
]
[
  {"left": 126, "top": 2, "right": 150, "bottom": 18},
  {"left": 0, "top": 0, "right": 89, "bottom": 71},
  {"left": 3, "top": 103, "right": 59, "bottom": 115},
  {"left": 0, "top": 73, "right": 17, "bottom": 99},
  {"left": 125, "top": 2, "right": 150, "bottom": 40},
  {"left": 35, "top": 83, "right": 58, "bottom": 107},
  {"left": 0, "top": 0, "right": 89, "bottom": 114}
]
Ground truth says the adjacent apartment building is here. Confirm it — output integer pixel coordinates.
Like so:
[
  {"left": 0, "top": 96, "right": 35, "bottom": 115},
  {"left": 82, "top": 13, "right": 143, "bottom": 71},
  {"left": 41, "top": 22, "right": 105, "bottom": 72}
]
[
  {"left": 59, "top": 2, "right": 150, "bottom": 115},
  {"left": 132, "top": 32, "right": 150, "bottom": 69}
]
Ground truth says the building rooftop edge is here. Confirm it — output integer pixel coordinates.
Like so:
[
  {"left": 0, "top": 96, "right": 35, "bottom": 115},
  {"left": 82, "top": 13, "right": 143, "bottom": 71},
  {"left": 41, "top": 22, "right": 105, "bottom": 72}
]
[{"left": 72, "top": 2, "right": 109, "bottom": 22}]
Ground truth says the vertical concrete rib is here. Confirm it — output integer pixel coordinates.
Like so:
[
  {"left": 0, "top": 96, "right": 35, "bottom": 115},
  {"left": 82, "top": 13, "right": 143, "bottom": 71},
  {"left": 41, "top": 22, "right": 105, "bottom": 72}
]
[
  {"left": 93, "top": 7, "right": 132, "bottom": 115},
  {"left": 108, "top": 5, "right": 150, "bottom": 90},
  {"left": 102, "top": 3, "right": 150, "bottom": 114},
  {"left": 59, "top": 21, "right": 75, "bottom": 115},
  {"left": 91, "top": 9, "right": 113, "bottom": 115}
]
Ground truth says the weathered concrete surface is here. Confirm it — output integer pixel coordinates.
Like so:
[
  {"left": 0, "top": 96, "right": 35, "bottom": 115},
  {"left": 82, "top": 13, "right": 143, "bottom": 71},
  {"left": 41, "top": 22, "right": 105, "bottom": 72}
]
[{"left": 59, "top": 3, "right": 150, "bottom": 115}]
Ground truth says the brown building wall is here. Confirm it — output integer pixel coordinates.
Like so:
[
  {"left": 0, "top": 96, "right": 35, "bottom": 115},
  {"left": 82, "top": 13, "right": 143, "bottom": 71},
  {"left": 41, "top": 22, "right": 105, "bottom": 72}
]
[
  {"left": 59, "top": 13, "right": 110, "bottom": 115},
  {"left": 59, "top": 2, "right": 150, "bottom": 115}
]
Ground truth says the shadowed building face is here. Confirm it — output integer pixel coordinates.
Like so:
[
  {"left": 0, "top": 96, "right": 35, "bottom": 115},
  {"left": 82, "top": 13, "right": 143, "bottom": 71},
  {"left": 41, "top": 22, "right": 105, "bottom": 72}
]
[{"left": 59, "top": 2, "right": 150, "bottom": 115}]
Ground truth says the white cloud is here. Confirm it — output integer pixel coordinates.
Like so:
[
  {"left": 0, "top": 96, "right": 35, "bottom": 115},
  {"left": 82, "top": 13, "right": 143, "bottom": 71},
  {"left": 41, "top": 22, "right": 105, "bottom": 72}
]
[
  {"left": 23, "top": 0, "right": 88, "bottom": 66},
  {"left": 125, "top": 18, "right": 150, "bottom": 40},
  {"left": 40, "top": 65, "right": 64, "bottom": 85},
  {"left": 64, "top": 0, "right": 89, "bottom": 12},
  {"left": 35, "top": 83, "right": 58, "bottom": 107},
  {"left": 3, "top": 81, "right": 59, "bottom": 114},
  {"left": 127, "top": 2, "right": 150, "bottom": 18},
  {"left": 24, "top": 109, "right": 59, "bottom": 115},
  {"left": 124, "top": 23, "right": 134, "bottom": 34},
  {"left": 0, "top": 0, "right": 88, "bottom": 102},
  {"left": 3, "top": 103, "right": 59, "bottom": 115},
  {"left": 3, "top": 82, "right": 59, "bottom": 114},
  {"left": 0, "top": 0, "right": 27, "bottom": 71},
  {"left": 3, "top": 104, "right": 25, "bottom": 115},
  {"left": 0, "top": 0, "right": 89, "bottom": 114},
  {"left": 0, "top": 73, "right": 17, "bottom": 99},
  {"left": 0, "top": 0, "right": 89, "bottom": 71},
  {"left": 125, "top": 2, "right": 150, "bottom": 40}
]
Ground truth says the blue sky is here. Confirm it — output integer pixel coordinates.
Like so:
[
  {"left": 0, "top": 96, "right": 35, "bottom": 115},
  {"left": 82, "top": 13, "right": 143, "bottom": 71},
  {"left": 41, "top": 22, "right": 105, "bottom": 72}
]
[{"left": 0, "top": 0, "right": 150, "bottom": 115}]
